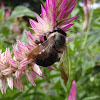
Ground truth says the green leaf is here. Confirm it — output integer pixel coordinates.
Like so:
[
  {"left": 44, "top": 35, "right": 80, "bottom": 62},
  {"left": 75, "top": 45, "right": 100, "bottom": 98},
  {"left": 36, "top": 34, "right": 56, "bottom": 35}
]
[
  {"left": 10, "top": 6, "right": 35, "bottom": 19},
  {"left": 21, "top": 31, "right": 28, "bottom": 44},
  {"left": 58, "top": 48, "right": 69, "bottom": 84},
  {"left": 83, "top": 95, "right": 100, "bottom": 100},
  {"left": 0, "top": 9, "right": 5, "bottom": 22}
]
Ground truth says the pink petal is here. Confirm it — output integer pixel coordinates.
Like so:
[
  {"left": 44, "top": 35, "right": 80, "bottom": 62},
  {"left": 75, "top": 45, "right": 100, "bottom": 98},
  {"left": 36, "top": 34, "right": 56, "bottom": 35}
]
[
  {"left": 17, "top": 40, "right": 29, "bottom": 54},
  {"left": 41, "top": 4, "right": 48, "bottom": 21},
  {"left": 61, "top": 23, "right": 74, "bottom": 31},
  {"left": 25, "top": 70, "right": 36, "bottom": 86},
  {"left": 5, "top": 48, "right": 11, "bottom": 63},
  {"left": 68, "top": 80, "right": 77, "bottom": 100},
  {"left": 15, "top": 70, "right": 22, "bottom": 78},
  {"left": 0, "top": 63, "right": 6, "bottom": 70},
  {"left": 35, "top": 13, "right": 44, "bottom": 25},
  {"left": 2, "top": 68, "right": 13, "bottom": 75},
  {"left": 65, "top": 3, "right": 76, "bottom": 18},
  {"left": 13, "top": 45, "right": 24, "bottom": 60},
  {"left": 7, "top": 76, "right": 13, "bottom": 90},
  {"left": 13, "top": 78, "right": 23, "bottom": 92},
  {"left": 26, "top": 44, "right": 34, "bottom": 52},
  {"left": 18, "top": 59, "right": 29, "bottom": 70},
  {"left": 25, "top": 30, "right": 37, "bottom": 45},
  {"left": 5, "top": 49, "right": 19, "bottom": 68},
  {"left": 47, "top": 66, "right": 56, "bottom": 70},
  {"left": 60, "top": 16, "right": 78, "bottom": 26},
  {"left": 57, "top": 5, "right": 67, "bottom": 20},
  {"left": 40, "top": 74, "right": 45, "bottom": 79},
  {"left": 59, "top": 0, "right": 67, "bottom": 12},
  {"left": 0, "top": 78, "right": 6, "bottom": 94},
  {"left": 29, "top": 19, "right": 38, "bottom": 28},
  {"left": 32, "top": 64, "right": 43, "bottom": 76}
]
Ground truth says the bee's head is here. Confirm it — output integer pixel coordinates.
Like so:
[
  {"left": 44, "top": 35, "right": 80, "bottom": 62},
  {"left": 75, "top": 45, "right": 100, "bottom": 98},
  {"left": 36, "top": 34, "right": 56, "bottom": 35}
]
[{"left": 52, "top": 27, "right": 66, "bottom": 36}]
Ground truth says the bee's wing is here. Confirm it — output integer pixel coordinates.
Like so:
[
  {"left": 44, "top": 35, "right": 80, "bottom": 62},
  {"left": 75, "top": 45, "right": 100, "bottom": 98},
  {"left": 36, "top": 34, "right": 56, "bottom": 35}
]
[
  {"left": 27, "top": 45, "right": 44, "bottom": 60},
  {"left": 41, "top": 36, "right": 55, "bottom": 53},
  {"left": 27, "top": 36, "right": 55, "bottom": 61}
]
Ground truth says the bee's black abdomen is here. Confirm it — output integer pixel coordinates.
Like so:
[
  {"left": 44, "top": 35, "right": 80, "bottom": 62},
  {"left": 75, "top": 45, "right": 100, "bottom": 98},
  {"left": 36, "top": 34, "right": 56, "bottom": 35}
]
[{"left": 35, "top": 51, "right": 58, "bottom": 67}]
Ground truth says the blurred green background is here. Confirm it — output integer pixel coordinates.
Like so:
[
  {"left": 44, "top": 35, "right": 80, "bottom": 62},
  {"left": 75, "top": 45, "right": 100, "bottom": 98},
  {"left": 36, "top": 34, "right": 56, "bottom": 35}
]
[{"left": 0, "top": 0, "right": 100, "bottom": 100}]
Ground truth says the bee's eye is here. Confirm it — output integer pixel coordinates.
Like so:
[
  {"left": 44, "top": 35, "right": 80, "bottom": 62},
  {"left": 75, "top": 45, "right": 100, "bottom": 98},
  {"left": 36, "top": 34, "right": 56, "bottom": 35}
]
[
  {"left": 53, "top": 27, "right": 60, "bottom": 32},
  {"left": 53, "top": 27, "right": 66, "bottom": 36},
  {"left": 34, "top": 39, "right": 43, "bottom": 44}
]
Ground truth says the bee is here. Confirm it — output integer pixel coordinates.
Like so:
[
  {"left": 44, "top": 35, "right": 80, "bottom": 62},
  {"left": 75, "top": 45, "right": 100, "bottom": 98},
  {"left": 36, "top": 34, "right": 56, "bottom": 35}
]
[{"left": 27, "top": 27, "right": 67, "bottom": 67}]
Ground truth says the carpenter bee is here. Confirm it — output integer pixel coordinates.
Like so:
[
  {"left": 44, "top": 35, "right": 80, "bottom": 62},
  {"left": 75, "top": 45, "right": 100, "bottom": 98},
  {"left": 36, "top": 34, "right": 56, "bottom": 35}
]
[{"left": 27, "top": 27, "right": 67, "bottom": 67}]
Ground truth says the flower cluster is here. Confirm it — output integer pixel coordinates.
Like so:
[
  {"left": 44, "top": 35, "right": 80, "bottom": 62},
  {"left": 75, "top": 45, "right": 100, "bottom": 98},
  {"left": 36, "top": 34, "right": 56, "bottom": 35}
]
[{"left": 0, "top": 0, "right": 77, "bottom": 94}]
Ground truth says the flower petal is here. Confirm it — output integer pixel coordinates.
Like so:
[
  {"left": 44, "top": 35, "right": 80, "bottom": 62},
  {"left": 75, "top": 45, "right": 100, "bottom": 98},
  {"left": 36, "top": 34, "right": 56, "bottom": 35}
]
[
  {"left": 0, "top": 78, "right": 6, "bottom": 94},
  {"left": 7, "top": 76, "right": 13, "bottom": 90},
  {"left": 32, "top": 64, "right": 43, "bottom": 76},
  {"left": 25, "top": 70, "right": 36, "bottom": 86},
  {"left": 47, "top": 66, "right": 56, "bottom": 70},
  {"left": 68, "top": 80, "right": 77, "bottom": 100},
  {"left": 13, "top": 78, "right": 23, "bottom": 92}
]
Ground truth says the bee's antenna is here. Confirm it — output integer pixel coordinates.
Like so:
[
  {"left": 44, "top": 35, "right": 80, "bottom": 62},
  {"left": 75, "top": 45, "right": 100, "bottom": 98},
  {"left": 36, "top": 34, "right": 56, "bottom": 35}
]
[{"left": 53, "top": 18, "right": 60, "bottom": 27}]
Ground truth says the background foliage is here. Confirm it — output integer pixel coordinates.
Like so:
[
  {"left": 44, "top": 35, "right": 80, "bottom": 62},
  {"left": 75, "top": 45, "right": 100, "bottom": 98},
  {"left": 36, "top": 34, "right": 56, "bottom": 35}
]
[{"left": 0, "top": 0, "right": 100, "bottom": 100}]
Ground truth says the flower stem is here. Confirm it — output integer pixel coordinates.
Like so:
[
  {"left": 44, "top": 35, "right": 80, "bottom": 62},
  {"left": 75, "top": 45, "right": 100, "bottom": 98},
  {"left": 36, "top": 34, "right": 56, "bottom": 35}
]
[{"left": 81, "top": 2, "right": 94, "bottom": 49}]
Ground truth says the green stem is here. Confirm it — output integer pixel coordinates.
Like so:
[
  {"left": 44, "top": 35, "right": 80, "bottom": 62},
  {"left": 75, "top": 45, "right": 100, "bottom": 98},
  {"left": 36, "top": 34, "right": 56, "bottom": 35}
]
[
  {"left": 66, "top": 47, "right": 73, "bottom": 100},
  {"left": 13, "top": 74, "right": 60, "bottom": 100},
  {"left": 81, "top": 3, "right": 94, "bottom": 49}
]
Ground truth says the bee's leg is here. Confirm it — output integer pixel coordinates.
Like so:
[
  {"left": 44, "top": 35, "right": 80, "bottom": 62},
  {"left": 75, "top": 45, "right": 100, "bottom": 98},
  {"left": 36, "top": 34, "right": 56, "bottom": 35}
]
[
  {"left": 34, "top": 39, "right": 43, "bottom": 45},
  {"left": 42, "top": 33, "right": 47, "bottom": 41}
]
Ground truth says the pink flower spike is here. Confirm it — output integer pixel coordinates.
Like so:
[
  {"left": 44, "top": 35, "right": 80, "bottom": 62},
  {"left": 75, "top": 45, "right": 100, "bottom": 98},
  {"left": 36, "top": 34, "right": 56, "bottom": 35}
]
[
  {"left": 7, "top": 76, "right": 13, "bottom": 90},
  {"left": 84, "top": 0, "right": 87, "bottom": 5},
  {"left": 68, "top": 80, "right": 77, "bottom": 100},
  {"left": 47, "top": 66, "right": 56, "bottom": 70},
  {"left": 1, "top": 2, "right": 4, "bottom": 8},
  {"left": 32, "top": 64, "right": 43, "bottom": 77},
  {"left": 0, "top": 78, "right": 6, "bottom": 94},
  {"left": 13, "top": 78, "right": 23, "bottom": 92},
  {"left": 5, "top": 9, "right": 11, "bottom": 20},
  {"left": 25, "top": 70, "right": 36, "bottom": 86}
]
